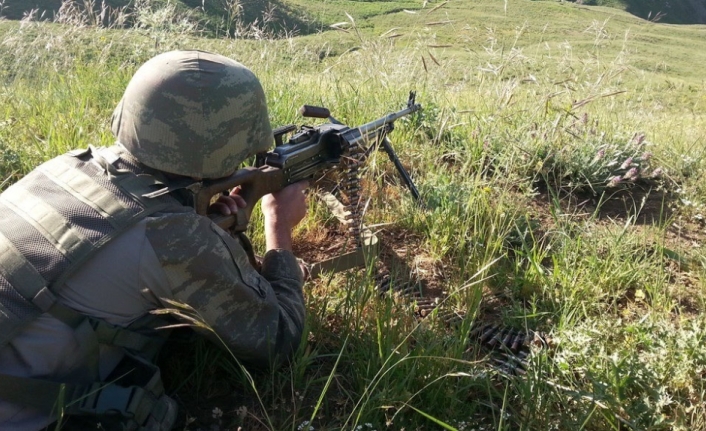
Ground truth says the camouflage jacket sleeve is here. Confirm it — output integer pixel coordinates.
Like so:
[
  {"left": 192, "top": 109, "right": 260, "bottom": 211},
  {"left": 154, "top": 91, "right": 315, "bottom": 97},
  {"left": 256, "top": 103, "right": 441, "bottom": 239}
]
[{"left": 144, "top": 211, "right": 305, "bottom": 366}]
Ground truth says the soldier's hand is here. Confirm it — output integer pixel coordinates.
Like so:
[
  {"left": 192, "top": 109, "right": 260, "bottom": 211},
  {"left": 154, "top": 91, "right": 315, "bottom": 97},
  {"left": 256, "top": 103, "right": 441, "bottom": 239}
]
[
  {"left": 209, "top": 186, "right": 247, "bottom": 216},
  {"left": 262, "top": 181, "right": 309, "bottom": 251},
  {"left": 262, "top": 181, "right": 309, "bottom": 229}
]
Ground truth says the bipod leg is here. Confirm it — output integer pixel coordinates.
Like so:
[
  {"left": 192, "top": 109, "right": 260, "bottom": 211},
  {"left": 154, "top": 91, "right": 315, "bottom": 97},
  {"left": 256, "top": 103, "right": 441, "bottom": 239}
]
[{"left": 379, "top": 137, "right": 423, "bottom": 205}]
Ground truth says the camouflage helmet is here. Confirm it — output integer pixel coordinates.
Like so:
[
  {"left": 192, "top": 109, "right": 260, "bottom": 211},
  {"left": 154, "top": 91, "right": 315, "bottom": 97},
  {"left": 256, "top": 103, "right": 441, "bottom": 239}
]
[{"left": 111, "top": 50, "right": 273, "bottom": 179}]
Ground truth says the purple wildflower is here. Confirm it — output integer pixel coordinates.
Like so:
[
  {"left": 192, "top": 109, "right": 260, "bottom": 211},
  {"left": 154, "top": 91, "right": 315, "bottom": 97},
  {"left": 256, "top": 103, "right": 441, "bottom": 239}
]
[
  {"left": 593, "top": 149, "right": 605, "bottom": 161},
  {"left": 636, "top": 134, "right": 646, "bottom": 146},
  {"left": 623, "top": 167, "right": 638, "bottom": 180},
  {"left": 607, "top": 176, "right": 622, "bottom": 187},
  {"left": 620, "top": 157, "right": 633, "bottom": 170},
  {"left": 640, "top": 152, "right": 652, "bottom": 161},
  {"left": 651, "top": 167, "right": 663, "bottom": 178},
  {"left": 631, "top": 133, "right": 646, "bottom": 147}
]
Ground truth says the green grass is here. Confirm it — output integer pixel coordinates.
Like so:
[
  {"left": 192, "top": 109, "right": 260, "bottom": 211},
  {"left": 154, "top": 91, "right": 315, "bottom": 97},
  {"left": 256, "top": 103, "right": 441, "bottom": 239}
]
[{"left": 2, "top": 0, "right": 706, "bottom": 430}]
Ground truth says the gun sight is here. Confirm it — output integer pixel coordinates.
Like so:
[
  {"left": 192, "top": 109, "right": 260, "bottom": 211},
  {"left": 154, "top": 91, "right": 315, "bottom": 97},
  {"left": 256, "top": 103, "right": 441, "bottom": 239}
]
[
  {"left": 299, "top": 105, "right": 331, "bottom": 119},
  {"left": 407, "top": 91, "right": 416, "bottom": 108}
]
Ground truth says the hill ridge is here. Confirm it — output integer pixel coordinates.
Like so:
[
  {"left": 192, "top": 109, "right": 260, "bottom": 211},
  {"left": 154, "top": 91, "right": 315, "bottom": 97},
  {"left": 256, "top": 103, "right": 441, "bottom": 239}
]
[{"left": 3, "top": 0, "right": 706, "bottom": 27}]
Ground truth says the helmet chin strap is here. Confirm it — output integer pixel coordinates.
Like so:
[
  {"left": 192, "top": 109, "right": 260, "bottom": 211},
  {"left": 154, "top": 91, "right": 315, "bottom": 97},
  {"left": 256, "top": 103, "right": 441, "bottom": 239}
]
[
  {"left": 88, "top": 145, "right": 130, "bottom": 177},
  {"left": 141, "top": 177, "right": 202, "bottom": 199}
]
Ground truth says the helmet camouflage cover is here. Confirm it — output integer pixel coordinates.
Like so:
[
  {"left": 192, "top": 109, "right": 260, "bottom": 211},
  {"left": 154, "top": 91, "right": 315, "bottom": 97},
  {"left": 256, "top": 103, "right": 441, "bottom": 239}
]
[{"left": 111, "top": 50, "right": 273, "bottom": 179}]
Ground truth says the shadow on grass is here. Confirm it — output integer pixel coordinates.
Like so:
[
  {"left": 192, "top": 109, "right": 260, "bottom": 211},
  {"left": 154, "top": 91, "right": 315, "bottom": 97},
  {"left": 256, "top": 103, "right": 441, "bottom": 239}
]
[
  {"left": 623, "top": 0, "right": 706, "bottom": 24},
  {"left": 537, "top": 183, "right": 674, "bottom": 226},
  {"left": 592, "top": 186, "right": 674, "bottom": 224},
  {"left": 573, "top": 0, "right": 706, "bottom": 24}
]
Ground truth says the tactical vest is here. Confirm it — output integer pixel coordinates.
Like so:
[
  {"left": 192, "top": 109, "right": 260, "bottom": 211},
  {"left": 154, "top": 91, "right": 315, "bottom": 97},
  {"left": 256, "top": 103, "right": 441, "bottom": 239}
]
[{"left": 0, "top": 145, "right": 188, "bottom": 429}]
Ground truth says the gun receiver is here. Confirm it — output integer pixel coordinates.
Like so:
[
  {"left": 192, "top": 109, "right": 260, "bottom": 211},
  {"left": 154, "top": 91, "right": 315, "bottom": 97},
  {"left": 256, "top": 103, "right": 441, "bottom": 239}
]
[{"left": 194, "top": 92, "right": 422, "bottom": 232}]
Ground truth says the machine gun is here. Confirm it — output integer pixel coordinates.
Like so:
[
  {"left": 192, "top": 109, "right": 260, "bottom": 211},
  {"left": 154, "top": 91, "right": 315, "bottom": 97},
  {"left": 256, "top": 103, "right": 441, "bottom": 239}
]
[{"left": 194, "top": 92, "right": 423, "bottom": 255}]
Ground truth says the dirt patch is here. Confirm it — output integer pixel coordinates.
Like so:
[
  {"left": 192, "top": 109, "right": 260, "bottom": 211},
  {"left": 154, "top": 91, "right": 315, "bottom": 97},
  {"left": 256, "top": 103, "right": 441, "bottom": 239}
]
[
  {"left": 294, "top": 225, "right": 356, "bottom": 264},
  {"left": 295, "top": 220, "right": 449, "bottom": 299}
]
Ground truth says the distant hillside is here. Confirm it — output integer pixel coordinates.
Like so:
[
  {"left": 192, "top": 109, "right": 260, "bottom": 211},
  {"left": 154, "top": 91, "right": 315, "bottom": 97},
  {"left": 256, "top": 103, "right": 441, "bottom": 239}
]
[
  {"left": 564, "top": 0, "right": 706, "bottom": 24},
  {"left": 0, "top": 0, "right": 316, "bottom": 35},
  {"left": 2, "top": 0, "right": 704, "bottom": 31}
]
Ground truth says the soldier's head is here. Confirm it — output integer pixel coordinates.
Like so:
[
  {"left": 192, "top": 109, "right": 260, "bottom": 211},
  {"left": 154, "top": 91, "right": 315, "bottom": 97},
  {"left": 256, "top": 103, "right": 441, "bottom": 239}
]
[{"left": 111, "top": 50, "right": 272, "bottom": 179}]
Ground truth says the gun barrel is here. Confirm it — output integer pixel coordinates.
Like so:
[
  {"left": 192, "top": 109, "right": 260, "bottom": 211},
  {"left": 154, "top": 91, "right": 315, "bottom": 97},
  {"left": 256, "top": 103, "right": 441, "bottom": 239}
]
[{"left": 356, "top": 103, "right": 421, "bottom": 137}]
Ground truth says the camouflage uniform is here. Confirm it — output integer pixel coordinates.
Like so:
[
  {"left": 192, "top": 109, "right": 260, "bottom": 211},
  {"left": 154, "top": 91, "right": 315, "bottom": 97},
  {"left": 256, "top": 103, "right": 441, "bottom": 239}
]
[{"left": 0, "top": 51, "right": 305, "bottom": 430}]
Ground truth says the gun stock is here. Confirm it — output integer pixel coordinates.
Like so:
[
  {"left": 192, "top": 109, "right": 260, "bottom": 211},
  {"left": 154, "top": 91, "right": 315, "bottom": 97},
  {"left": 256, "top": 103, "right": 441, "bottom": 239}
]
[{"left": 198, "top": 166, "right": 285, "bottom": 232}]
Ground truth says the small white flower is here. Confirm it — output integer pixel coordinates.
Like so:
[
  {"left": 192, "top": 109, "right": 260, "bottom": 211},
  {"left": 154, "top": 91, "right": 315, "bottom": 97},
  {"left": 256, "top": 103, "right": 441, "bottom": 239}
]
[
  {"left": 297, "top": 420, "right": 314, "bottom": 431},
  {"left": 236, "top": 406, "right": 247, "bottom": 419},
  {"left": 212, "top": 407, "right": 223, "bottom": 419}
]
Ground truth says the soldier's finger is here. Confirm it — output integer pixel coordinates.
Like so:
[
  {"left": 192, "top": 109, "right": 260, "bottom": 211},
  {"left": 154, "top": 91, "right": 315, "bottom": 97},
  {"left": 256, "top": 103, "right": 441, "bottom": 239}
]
[
  {"left": 230, "top": 194, "right": 247, "bottom": 208},
  {"left": 229, "top": 185, "right": 243, "bottom": 197},
  {"left": 209, "top": 201, "right": 232, "bottom": 215},
  {"left": 215, "top": 195, "right": 241, "bottom": 213}
]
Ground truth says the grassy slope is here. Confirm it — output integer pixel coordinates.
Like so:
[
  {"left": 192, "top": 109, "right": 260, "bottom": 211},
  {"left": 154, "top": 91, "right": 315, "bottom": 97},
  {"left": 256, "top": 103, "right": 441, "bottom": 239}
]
[
  {"left": 1, "top": 1, "right": 706, "bottom": 430},
  {"left": 356, "top": 0, "right": 706, "bottom": 82}
]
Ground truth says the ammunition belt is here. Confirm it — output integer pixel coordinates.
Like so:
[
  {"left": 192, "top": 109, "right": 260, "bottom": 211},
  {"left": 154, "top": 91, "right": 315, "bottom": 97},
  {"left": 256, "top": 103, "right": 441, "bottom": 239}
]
[{"left": 373, "top": 270, "right": 550, "bottom": 375}]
